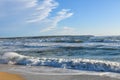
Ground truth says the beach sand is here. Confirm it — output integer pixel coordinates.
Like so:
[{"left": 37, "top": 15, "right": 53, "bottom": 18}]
[
  {"left": 0, "top": 72, "right": 25, "bottom": 80},
  {"left": 0, "top": 64, "right": 120, "bottom": 80}
]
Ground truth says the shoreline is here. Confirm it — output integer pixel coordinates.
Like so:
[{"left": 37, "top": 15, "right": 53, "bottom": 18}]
[{"left": 0, "top": 64, "right": 120, "bottom": 80}]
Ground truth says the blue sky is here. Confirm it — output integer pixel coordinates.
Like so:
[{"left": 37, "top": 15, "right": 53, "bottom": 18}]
[{"left": 0, "top": 0, "right": 120, "bottom": 37}]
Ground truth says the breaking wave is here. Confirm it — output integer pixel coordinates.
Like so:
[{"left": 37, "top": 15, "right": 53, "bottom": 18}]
[{"left": 1, "top": 52, "right": 120, "bottom": 73}]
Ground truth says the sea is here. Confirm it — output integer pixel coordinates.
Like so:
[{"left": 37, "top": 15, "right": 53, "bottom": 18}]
[{"left": 0, "top": 35, "right": 120, "bottom": 78}]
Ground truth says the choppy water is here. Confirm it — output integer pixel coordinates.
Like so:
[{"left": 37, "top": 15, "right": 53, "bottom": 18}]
[{"left": 0, "top": 35, "right": 120, "bottom": 73}]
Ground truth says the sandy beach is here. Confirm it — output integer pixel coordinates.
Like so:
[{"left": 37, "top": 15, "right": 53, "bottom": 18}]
[
  {"left": 0, "top": 64, "right": 120, "bottom": 80},
  {"left": 0, "top": 72, "right": 25, "bottom": 80}
]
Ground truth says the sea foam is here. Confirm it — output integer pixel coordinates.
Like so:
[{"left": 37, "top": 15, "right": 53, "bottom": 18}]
[{"left": 1, "top": 52, "right": 120, "bottom": 73}]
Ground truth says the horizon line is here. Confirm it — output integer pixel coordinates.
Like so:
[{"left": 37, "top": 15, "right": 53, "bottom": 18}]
[{"left": 0, "top": 34, "right": 120, "bottom": 39}]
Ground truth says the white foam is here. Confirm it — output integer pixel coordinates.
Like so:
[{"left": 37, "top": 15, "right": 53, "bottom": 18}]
[
  {"left": 1, "top": 52, "right": 120, "bottom": 73},
  {"left": 1, "top": 52, "right": 27, "bottom": 64},
  {"left": 2, "top": 52, "right": 25, "bottom": 59}
]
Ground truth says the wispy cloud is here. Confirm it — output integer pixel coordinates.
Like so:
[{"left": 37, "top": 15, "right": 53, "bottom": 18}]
[
  {"left": 26, "top": 0, "right": 58, "bottom": 23},
  {"left": 0, "top": 0, "right": 76, "bottom": 36},
  {"left": 40, "top": 9, "right": 73, "bottom": 32},
  {"left": 0, "top": 0, "right": 58, "bottom": 18}
]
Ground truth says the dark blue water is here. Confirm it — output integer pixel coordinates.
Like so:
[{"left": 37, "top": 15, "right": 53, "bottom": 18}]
[
  {"left": 1, "top": 36, "right": 120, "bottom": 73},
  {"left": 0, "top": 35, "right": 120, "bottom": 62}
]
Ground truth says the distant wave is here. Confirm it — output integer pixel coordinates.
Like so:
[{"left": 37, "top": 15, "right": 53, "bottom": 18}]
[
  {"left": 1, "top": 52, "right": 120, "bottom": 73},
  {"left": 88, "top": 36, "right": 120, "bottom": 43},
  {"left": 0, "top": 35, "right": 92, "bottom": 43},
  {"left": 1, "top": 36, "right": 120, "bottom": 43}
]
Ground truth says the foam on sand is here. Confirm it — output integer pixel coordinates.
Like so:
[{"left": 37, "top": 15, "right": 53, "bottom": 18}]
[{"left": 0, "top": 72, "right": 25, "bottom": 80}]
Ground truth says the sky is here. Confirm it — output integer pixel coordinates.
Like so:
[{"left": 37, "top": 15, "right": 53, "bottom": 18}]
[{"left": 0, "top": 0, "right": 120, "bottom": 37}]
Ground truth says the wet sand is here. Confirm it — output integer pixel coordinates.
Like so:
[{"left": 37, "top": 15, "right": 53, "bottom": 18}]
[
  {"left": 0, "top": 64, "right": 120, "bottom": 80},
  {"left": 25, "top": 75, "right": 120, "bottom": 80}
]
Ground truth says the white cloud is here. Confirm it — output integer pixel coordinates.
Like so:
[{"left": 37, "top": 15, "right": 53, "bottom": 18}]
[
  {"left": 40, "top": 9, "right": 73, "bottom": 32},
  {"left": 0, "top": 0, "right": 36, "bottom": 10},
  {"left": 0, "top": 0, "right": 58, "bottom": 19},
  {"left": 0, "top": 0, "right": 37, "bottom": 18},
  {"left": 26, "top": 0, "right": 58, "bottom": 23},
  {"left": 0, "top": 0, "right": 76, "bottom": 36}
]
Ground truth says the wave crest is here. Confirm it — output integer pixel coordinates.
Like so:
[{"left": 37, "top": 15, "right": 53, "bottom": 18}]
[{"left": 1, "top": 52, "right": 120, "bottom": 73}]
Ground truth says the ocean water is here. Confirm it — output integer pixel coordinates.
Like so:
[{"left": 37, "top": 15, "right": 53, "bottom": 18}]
[{"left": 0, "top": 35, "right": 120, "bottom": 75}]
